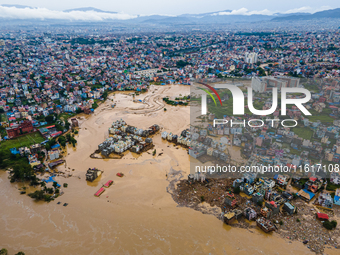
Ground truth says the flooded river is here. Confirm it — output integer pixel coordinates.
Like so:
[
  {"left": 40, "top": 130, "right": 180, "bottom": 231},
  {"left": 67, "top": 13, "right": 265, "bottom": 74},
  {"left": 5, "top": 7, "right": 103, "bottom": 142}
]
[{"left": 0, "top": 85, "right": 313, "bottom": 254}]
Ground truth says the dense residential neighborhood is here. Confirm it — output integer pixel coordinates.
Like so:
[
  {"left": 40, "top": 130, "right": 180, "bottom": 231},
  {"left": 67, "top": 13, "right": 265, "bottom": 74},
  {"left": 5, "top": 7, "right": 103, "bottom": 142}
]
[{"left": 1, "top": 28, "right": 340, "bottom": 255}]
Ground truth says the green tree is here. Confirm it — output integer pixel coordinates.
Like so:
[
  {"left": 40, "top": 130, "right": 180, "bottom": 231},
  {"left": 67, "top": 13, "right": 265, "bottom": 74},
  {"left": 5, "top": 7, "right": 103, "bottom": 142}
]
[
  {"left": 29, "top": 190, "right": 45, "bottom": 200},
  {"left": 0, "top": 152, "right": 3, "bottom": 167},
  {"left": 92, "top": 102, "right": 99, "bottom": 109},
  {"left": 331, "top": 220, "right": 337, "bottom": 229},
  {"left": 10, "top": 153, "right": 20, "bottom": 160},
  {"left": 102, "top": 91, "right": 108, "bottom": 100},
  {"left": 55, "top": 123, "right": 64, "bottom": 132},
  {"left": 0, "top": 248, "right": 8, "bottom": 255},
  {"left": 45, "top": 115, "right": 54, "bottom": 123},
  {"left": 176, "top": 60, "right": 190, "bottom": 68},
  {"left": 323, "top": 221, "right": 334, "bottom": 230},
  {"left": 66, "top": 133, "right": 71, "bottom": 141},
  {"left": 64, "top": 121, "right": 70, "bottom": 130},
  {"left": 52, "top": 182, "right": 58, "bottom": 190},
  {"left": 58, "top": 136, "right": 66, "bottom": 147},
  {"left": 40, "top": 181, "right": 46, "bottom": 189},
  {"left": 45, "top": 143, "right": 51, "bottom": 151},
  {"left": 257, "top": 67, "right": 266, "bottom": 76},
  {"left": 10, "top": 163, "right": 35, "bottom": 183},
  {"left": 69, "top": 136, "right": 77, "bottom": 147}
]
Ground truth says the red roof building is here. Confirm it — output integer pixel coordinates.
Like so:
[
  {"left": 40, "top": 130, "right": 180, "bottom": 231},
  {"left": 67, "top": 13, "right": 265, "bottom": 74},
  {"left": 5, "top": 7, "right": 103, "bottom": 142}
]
[
  {"left": 94, "top": 187, "right": 105, "bottom": 197},
  {"left": 51, "top": 131, "right": 62, "bottom": 138},
  {"left": 270, "top": 201, "right": 277, "bottom": 208},
  {"left": 316, "top": 213, "right": 329, "bottom": 220},
  {"left": 6, "top": 120, "right": 34, "bottom": 139},
  {"left": 310, "top": 177, "right": 317, "bottom": 182},
  {"left": 103, "top": 180, "right": 113, "bottom": 188}
]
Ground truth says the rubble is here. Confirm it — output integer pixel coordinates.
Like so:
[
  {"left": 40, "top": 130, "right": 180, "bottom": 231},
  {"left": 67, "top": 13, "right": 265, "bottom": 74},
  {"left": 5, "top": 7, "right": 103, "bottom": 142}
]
[{"left": 170, "top": 177, "right": 340, "bottom": 254}]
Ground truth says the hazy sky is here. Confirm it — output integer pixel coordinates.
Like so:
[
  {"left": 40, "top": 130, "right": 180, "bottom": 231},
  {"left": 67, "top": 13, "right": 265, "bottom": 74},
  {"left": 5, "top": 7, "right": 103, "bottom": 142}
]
[{"left": 0, "top": 0, "right": 339, "bottom": 15}]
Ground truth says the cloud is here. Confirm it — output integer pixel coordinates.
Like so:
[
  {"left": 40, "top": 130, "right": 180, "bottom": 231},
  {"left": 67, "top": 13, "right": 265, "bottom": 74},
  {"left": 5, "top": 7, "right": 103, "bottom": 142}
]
[
  {"left": 213, "top": 6, "right": 333, "bottom": 16},
  {"left": 283, "top": 6, "right": 312, "bottom": 14},
  {"left": 0, "top": 6, "right": 137, "bottom": 21},
  {"left": 283, "top": 6, "right": 332, "bottom": 14},
  {"left": 312, "top": 6, "right": 333, "bottom": 13},
  {"left": 214, "top": 8, "right": 274, "bottom": 16},
  {"left": 0, "top": 5, "right": 335, "bottom": 20}
]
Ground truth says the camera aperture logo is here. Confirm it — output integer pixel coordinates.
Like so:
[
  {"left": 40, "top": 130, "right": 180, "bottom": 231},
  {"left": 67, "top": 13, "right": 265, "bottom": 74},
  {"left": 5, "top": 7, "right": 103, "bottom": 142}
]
[
  {"left": 197, "top": 82, "right": 223, "bottom": 107},
  {"left": 198, "top": 81, "right": 312, "bottom": 128}
]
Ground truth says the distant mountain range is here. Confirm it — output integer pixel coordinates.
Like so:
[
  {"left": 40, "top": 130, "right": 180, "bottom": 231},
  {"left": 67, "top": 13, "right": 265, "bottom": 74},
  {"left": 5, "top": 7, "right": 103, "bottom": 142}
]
[
  {"left": 272, "top": 8, "right": 340, "bottom": 21},
  {"left": 63, "top": 7, "right": 117, "bottom": 14},
  {"left": 132, "top": 8, "right": 340, "bottom": 24},
  {"left": 1, "top": 4, "right": 33, "bottom": 9},
  {"left": 0, "top": 5, "right": 339, "bottom": 23}
]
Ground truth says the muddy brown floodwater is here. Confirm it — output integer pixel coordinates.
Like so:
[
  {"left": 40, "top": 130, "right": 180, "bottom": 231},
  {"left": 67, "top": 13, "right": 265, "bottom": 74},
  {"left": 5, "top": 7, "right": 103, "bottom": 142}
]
[{"left": 0, "top": 85, "right": 313, "bottom": 254}]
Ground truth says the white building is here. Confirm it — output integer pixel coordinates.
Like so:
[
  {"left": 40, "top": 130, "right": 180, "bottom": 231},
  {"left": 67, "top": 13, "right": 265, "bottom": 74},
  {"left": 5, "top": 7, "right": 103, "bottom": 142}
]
[
  {"left": 48, "top": 149, "right": 60, "bottom": 161},
  {"left": 330, "top": 172, "right": 340, "bottom": 185},
  {"left": 245, "top": 52, "right": 258, "bottom": 64},
  {"left": 134, "top": 69, "right": 159, "bottom": 77},
  {"left": 251, "top": 76, "right": 293, "bottom": 93}
]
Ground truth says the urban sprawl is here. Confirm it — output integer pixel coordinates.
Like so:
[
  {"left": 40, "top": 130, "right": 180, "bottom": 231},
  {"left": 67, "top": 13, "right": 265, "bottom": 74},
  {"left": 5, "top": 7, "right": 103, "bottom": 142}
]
[{"left": 1, "top": 29, "right": 340, "bottom": 254}]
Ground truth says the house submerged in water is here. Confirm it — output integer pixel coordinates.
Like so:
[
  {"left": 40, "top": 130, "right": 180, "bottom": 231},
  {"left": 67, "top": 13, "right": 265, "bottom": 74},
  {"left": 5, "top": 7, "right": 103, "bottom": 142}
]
[{"left": 86, "top": 168, "right": 102, "bottom": 182}]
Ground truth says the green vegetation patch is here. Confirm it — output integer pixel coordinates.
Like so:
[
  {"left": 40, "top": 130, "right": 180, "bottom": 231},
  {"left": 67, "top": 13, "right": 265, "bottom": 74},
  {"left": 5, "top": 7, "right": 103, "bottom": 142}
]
[
  {"left": 292, "top": 127, "right": 313, "bottom": 140},
  {"left": 0, "top": 132, "right": 45, "bottom": 152}
]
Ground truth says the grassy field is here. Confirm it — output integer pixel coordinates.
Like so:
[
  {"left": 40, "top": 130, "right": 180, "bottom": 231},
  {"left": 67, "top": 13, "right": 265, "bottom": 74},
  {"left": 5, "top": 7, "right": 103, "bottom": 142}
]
[
  {"left": 57, "top": 112, "right": 76, "bottom": 122},
  {"left": 207, "top": 102, "right": 233, "bottom": 118},
  {"left": 307, "top": 115, "right": 334, "bottom": 124},
  {"left": 306, "top": 109, "right": 335, "bottom": 124},
  {"left": 292, "top": 127, "right": 314, "bottom": 140},
  {"left": 289, "top": 148, "right": 301, "bottom": 156},
  {"left": 0, "top": 132, "right": 45, "bottom": 152},
  {"left": 0, "top": 132, "right": 46, "bottom": 169}
]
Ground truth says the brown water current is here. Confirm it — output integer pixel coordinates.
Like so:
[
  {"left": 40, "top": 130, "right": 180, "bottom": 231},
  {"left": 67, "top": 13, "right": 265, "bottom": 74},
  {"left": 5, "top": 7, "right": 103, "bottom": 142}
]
[{"left": 0, "top": 85, "right": 313, "bottom": 254}]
